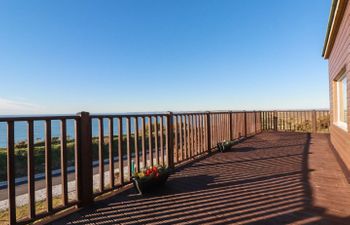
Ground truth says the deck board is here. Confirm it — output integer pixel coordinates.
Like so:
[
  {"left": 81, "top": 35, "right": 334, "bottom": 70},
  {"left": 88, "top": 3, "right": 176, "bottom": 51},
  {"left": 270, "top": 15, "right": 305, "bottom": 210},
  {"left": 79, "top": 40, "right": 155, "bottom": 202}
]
[{"left": 52, "top": 132, "right": 350, "bottom": 225}]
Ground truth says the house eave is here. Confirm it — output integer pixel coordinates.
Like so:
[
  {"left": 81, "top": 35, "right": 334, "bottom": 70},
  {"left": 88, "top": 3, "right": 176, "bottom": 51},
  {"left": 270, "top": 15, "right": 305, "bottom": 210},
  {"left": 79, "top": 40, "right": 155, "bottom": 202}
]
[{"left": 323, "top": 0, "right": 348, "bottom": 59}]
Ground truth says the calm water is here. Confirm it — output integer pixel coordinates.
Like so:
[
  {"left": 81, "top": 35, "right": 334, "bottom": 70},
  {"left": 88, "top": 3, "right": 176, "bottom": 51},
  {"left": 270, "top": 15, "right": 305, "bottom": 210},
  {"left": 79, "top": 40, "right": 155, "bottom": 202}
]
[{"left": 0, "top": 117, "right": 155, "bottom": 148}]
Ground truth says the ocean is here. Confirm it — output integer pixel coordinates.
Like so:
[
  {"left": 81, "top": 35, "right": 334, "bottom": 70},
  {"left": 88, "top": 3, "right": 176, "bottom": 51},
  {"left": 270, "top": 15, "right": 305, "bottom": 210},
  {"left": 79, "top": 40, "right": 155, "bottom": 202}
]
[{"left": 0, "top": 117, "right": 154, "bottom": 148}]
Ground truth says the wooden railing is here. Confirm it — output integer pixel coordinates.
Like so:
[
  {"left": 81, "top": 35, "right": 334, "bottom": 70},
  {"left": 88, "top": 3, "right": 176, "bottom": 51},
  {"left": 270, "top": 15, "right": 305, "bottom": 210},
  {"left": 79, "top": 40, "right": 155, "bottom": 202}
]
[
  {"left": 261, "top": 110, "right": 330, "bottom": 133},
  {"left": 0, "top": 110, "right": 328, "bottom": 224},
  {"left": 0, "top": 115, "right": 80, "bottom": 225}
]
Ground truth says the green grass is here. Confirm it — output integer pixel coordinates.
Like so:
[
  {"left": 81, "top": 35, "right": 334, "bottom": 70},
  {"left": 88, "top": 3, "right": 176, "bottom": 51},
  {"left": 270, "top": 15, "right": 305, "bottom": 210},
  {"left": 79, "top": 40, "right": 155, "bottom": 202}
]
[
  {"left": 0, "top": 196, "right": 64, "bottom": 225},
  {"left": 0, "top": 134, "right": 164, "bottom": 182}
]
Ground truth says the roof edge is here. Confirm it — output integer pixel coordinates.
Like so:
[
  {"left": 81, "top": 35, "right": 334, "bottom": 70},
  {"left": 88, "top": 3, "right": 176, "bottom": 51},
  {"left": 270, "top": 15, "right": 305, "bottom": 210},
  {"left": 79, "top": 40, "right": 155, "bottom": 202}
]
[{"left": 323, "top": 0, "right": 348, "bottom": 59}]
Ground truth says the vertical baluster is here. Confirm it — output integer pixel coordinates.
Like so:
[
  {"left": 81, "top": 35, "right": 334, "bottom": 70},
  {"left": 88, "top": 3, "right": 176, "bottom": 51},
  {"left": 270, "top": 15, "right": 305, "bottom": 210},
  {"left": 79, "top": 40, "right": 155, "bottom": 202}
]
[
  {"left": 27, "top": 120, "right": 35, "bottom": 218},
  {"left": 148, "top": 116, "right": 153, "bottom": 167},
  {"left": 296, "top": 111, "right": 299, "bottom": 131},
  {"left": 254, "top": 111, "right": 258, "bottom": 134},
  {"left": 285, "top": 112, "right": 288, "bottom": 131},
  {"left": 292, "top": 111, "right": 295, "bottom": 131},
  {"left": 291, "top": 111, "right": 294, "bottom": 131},
  {"left": 187, "top": 115, "right": 191, "bottom": 158},
  {"left": 154, "top": 116, "right": 159, "bottom": 165},
  {"left": 199, "top": 114, "right": 202, "bottom": 153},
  {"left": 98, "top": 118, "right": 104, "bottom": 192},
  {"left": 225, "top": 113, "right": 228, "bottom": 139},
  {"left": 193, "top": 115, "right": 197, "bottom": 156},
  {"left": 202, "top": 114, "right": 206, "bottom": 152},
  {"left": 196, "top": 114, "right": 201, "bottom": 155},
  {"left": 165, "top": 112, "right": 174, "bottom": 168},
  {"left": 301, "top": 111, "right": 304, "bottom": 132},
  {"left": 229, "top": 113, "right": 232, "bottom": 139},
  {"left": 271, "top": 111, "right": 274, "bottom": 130},
  {"left": 198, "top": 114, "right": 201, "bottom": 154},
  {"left": 213, "top": 114, "right": 217, "bottom": 145},
  {"left": 280, "top": 111, "right": 283, "bottom": 131},
  {"left": 284, "top": 111, "right": 287, "bottom": 131},
  {"left": 45, "top": 120, "right": 53, "bottom": 212},
  {"left": 117, "top": 117, "right": 124, "bottom": 185},
  {"left": 262, "top": 112, "right": 265, "bottom": 130},
  {"left": 178, "top": 115, "right": 183, "bottom": 161},
  {"left": 7, "top": 121, "right": 16, "bottom": 225},
  {"left": 216, "top": 113, "right": 222, "bottom": 142},
  {"left": 208, "top": 114, "right": 211, "bottom": 148},
  {"left": 190, "top": 114, "right": 193, "bottom": 156},
  {"left": 279, "top": 111, "right": 282, "bottom": 131},
  {"left": 213, "top": 114, "right": 216, "bottom": 144},
  {"left": 174, "top": 116, "right": 178, "bottom": 162},
  {"left": 218, "top": 114, "right": 222, "bottom": 141},
  {"left": 218, "top": 114, "right": 221, "bottom": 141},
  {"left": 236, "top": 113, "right": 239, "bottom": 137},
  {"left": 141, "top": 117, "right": 146, "bottom": 168},
  {"left": 159, "top": 116, "right": 164, "bottom": 165},
  {"left": 245, "top": 113, "right": 248, "bottom": 135},
  {"left": 205, "top": 113, "right": 209, "bottom": 151},
  {"left": 189, "top": 115, "right": 192, "bottom": 156},
  {"left": 196, "top": 114, "right": 200, "bottom": 154},
  {"left": 134, "top": 117, "right": 139, "bottom": 173},
  {"left": 221, "top": 114, "right": 224, "bottom": 140},
  {"left": 183, "top": 116, "right": 188, "bottom": 159},
  {"left": 126, "top": 117, "right": 131, "bottom": 181},
  {"left": 60, "top": 119, "right": 68, "bottom": 205},
  {"left": 199, "top": 114, "right": 203, "bottom": 153},
  {"left": 74, "top": 119, "right": 80, "bottom": 203},
  {"left": 109, "top": 118, "right": 115, "bottom": 188},
  {"left": 298, "top": 111, "right": 303, "bottom": 131},
  {"left": 232, "top": 113, "right": 236, "bottom": 138},
  {"left": 197, "top": 115, "right": 201, "bottom": 153},
  {"left": 191, "top": 115, "right": 195, "bottom": 156},
  {"left": 290, "top": 111, "right": 293, "bottom": 131}
]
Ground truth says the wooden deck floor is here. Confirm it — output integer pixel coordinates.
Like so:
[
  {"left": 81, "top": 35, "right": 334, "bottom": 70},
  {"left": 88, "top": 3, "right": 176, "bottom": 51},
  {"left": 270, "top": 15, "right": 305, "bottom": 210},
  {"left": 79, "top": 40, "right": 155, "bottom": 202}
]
[{"left": 53, "top": 132, "right": 350, "bottom": 225}]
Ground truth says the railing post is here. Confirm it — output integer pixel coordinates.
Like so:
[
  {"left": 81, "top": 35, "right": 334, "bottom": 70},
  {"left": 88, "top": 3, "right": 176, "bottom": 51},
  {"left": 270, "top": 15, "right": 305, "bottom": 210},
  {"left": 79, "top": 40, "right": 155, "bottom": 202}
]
[
  {"left": 260, "top": 111, "right": 263, "bottom": 131},
  {"left": 229, "top": 111, "right": 233, "bottom": 140},
  {"left": 206, "top": 111, "right": 211, "bottom": 154},
  {"left": 166, "top": 112, "right": 175, "bottom": 169},
  {"left": 76, "top": 111, "right": 93, "bottom": 207},
  {"left": 254, "top": 111, "right": 257, "bottom": 134},
  {"left": 274, "top": 110, "right": 278, "bottom": 131},
  {"left": 312, "top": 110, "right": 317, "bottom": 133},
  {"left": 243, "top": 111, "right": 247, "bottom": 137}
]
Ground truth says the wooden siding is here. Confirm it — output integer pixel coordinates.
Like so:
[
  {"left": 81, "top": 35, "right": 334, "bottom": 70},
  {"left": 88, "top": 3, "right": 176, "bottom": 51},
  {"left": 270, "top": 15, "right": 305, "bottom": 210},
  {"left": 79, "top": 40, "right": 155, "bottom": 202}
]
[{"left": 328, "top": 1, "right": 350, "bottom": 173}]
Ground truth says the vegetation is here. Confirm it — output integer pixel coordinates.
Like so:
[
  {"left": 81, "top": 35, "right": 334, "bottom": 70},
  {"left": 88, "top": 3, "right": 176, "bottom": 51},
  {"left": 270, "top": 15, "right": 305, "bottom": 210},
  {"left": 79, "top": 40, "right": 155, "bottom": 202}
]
[
  {"left": 0, "top": 133, "right": 165, "bottom": 182},
  {"left": 276, "top": 115, "right": 330, "bottom": 133},
  {"left": 0, "top": 196, "right": 63, "bottom": 225}
]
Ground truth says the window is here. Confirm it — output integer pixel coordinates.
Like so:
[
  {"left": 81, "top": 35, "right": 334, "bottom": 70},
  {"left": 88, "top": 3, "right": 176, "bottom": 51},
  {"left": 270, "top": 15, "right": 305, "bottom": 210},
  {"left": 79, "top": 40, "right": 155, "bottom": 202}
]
[{"left": 336, "top": 74, "right": 348, "bottom": 130}]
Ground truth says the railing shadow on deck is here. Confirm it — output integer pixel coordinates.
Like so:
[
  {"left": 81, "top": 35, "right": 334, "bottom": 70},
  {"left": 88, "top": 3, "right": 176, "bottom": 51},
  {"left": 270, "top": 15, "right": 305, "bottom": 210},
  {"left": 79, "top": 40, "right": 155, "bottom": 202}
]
[{"left": 52, "top": 132, "right": 350, "bottom": 225}]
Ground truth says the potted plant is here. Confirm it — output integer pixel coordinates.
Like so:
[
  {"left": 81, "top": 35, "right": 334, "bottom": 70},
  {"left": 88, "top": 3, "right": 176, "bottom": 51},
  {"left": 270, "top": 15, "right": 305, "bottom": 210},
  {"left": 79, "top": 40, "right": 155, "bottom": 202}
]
[
  {"left": 132, "top": 165, "right": 169, "bottom": 195},
  {"left": 217, "top": 140, "right": 235, "bottom": 152}
]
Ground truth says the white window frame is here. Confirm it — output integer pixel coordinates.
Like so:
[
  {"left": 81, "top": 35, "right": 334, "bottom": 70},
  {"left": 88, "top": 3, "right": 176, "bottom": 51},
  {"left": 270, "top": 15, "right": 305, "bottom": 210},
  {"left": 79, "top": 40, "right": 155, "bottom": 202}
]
[{"left": 335, "top": 73, "right": 348, "bottom": 131}]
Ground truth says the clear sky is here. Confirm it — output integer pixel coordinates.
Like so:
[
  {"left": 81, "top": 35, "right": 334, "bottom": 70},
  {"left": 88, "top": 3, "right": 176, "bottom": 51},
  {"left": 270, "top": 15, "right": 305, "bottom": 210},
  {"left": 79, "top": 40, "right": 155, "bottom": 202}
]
[{"left": 0, "top": 0, "right": 331, "bottom": 114}]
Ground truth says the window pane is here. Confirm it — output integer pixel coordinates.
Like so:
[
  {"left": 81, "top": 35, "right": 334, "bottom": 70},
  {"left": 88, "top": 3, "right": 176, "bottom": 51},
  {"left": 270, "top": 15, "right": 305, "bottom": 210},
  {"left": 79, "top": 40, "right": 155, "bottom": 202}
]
[{"left": 338, "top": 76, "right": 347, "bottom": 125}]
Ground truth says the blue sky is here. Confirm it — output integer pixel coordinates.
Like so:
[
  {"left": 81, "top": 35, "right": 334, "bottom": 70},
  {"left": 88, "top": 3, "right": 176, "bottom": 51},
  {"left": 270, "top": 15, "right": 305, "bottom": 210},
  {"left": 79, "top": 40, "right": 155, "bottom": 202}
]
[{"left": 0, "top": 0, "right": 331, "bottom": 114}]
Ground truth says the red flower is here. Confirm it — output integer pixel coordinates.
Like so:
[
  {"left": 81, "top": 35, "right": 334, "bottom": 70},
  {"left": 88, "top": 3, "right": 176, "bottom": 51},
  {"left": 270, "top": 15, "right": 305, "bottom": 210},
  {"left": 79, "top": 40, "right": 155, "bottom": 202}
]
[
  {"left": 152, "top": 166, "right": 158, "bottom": 173},
  {"left": 145, "top": 169, "right": 151, "bottom": 176}
]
